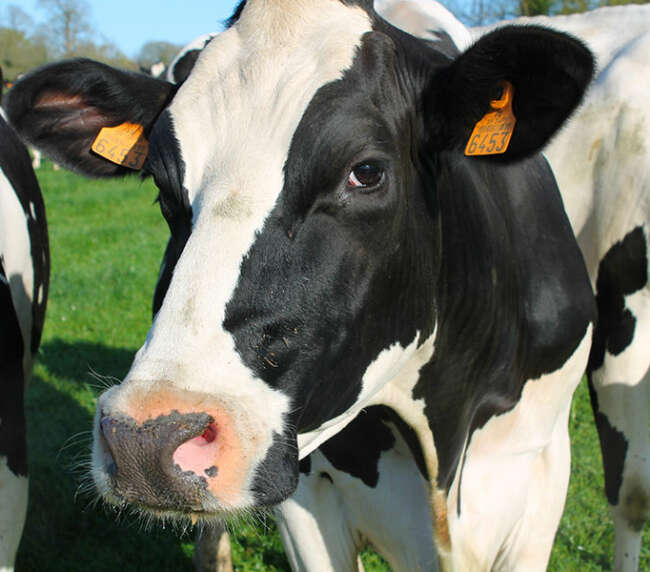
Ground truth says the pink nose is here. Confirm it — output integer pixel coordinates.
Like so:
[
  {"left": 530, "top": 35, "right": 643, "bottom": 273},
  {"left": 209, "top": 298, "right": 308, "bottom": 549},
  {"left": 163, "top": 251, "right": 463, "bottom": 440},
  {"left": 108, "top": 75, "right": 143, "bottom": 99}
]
[{"left": 99, "top": 410, "right": 220, "bottom": 511}]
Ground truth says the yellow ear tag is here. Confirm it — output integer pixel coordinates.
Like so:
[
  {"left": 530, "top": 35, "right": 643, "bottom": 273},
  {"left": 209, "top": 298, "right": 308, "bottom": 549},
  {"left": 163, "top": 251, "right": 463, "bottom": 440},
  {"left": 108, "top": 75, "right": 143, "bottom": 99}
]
[
  {"left": 91, "top": 122, "right": 149, "bottom": 170},
  {"left": 465, "top": 81, "right": 516, "bottom": 156}
]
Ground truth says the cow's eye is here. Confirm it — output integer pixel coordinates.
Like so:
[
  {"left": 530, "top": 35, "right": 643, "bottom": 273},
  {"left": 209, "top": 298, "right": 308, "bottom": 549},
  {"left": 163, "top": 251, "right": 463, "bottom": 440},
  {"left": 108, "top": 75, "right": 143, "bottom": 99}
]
[{"left": 347, "top": 161, "right": 386, "bottom": 191}]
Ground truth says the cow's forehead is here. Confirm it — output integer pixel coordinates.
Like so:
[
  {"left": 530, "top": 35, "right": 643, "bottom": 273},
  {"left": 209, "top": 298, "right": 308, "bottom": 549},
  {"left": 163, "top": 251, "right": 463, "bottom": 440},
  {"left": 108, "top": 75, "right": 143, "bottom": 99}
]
[{"left": 167, "top": 0, "right": 373, "bottom": 204}]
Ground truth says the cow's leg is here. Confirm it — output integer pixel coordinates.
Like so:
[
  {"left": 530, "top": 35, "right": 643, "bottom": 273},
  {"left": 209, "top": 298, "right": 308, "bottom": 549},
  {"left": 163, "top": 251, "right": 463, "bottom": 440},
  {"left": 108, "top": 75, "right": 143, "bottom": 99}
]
[
  {"left": 0, "top": 290, "right": 29, "bottom": 572},
  {"left": 0, "top": 459, "right": 28, "bottom": 572},
  {"left": 193, "top": 521, "right": 233, "bottom": 572},
  {"left": 275, "top": 455, "right": 363, "bottom": 572},
  {"left": 587, "top": 266, "right": 650, "bottom": 572}
]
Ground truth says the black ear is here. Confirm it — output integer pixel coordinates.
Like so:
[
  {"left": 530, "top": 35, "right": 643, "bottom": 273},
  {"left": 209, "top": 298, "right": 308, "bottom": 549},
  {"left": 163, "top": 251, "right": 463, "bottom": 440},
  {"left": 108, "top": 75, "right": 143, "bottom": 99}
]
[
  {"left": 5, "top": 58, "right": 175, "bottom": 177},
  {"left": 427, "top": 25, "right": 594, "bottom": 161}
]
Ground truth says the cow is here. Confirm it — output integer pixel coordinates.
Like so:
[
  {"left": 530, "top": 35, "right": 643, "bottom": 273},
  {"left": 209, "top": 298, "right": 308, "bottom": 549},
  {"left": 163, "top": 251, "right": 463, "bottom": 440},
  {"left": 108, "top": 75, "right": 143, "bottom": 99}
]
[
  {"left": 275, "top": 4, "right": 650, "bottom": 571},
  {"left": 0, "top": 89, "right": 50, "bottom": 570},
  {"left": 5, "top": 0, "right": 596, "bottom": 569}
]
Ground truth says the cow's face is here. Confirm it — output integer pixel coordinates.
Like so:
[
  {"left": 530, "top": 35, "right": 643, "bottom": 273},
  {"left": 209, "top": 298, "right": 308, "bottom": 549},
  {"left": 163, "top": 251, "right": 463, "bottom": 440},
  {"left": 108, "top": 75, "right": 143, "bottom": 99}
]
[{"left": 6, "top": 0, "right": 593, "bottom": 520}]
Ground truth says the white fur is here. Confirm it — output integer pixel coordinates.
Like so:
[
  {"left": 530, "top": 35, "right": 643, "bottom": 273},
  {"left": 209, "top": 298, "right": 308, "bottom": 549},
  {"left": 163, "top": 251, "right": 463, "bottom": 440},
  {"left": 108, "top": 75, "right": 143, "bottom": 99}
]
[
  {"left": 0, "top": 456, "right": 28, "bottom": 572},
  {"left": 278, "top": 418, "right": 436, "bottom": 572},
  {"left": 376, "top": 0, "right": 472, "bottom": 50}
]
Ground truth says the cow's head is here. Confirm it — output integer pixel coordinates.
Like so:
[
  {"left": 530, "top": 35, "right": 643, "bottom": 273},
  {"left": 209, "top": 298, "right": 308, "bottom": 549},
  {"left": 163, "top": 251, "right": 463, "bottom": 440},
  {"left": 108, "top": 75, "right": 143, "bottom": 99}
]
[{"left": 6, "top": 0, "right": 593, "bottom": 520}]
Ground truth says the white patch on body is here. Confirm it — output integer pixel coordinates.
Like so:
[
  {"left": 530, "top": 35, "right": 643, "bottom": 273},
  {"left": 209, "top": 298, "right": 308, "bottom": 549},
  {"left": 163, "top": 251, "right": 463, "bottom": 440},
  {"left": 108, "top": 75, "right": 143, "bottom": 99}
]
[
  {"left": 0, "top": 456, "right": 28, "bottom": 572},
  {"left": 278, "top": 417, "right": 436, "bottom": 572},
  {"left": 0, "top": 168, "right": 34, "bottom": 381},
  {"left": 444, "top": 326, "right": 592, "bottom": 571}
]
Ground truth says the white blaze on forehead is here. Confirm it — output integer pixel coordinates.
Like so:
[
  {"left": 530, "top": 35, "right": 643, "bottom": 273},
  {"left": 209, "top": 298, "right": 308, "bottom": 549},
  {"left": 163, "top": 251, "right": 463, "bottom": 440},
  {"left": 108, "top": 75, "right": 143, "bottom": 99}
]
[{"left": 113, "top": 0, "right": 373, "bottom": 490}]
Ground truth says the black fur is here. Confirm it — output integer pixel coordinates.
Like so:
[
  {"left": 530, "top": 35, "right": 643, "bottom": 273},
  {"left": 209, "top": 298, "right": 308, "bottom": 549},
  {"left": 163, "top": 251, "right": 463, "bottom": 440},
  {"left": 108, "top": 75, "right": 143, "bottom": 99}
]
[
  {"left": 0, "top": 116, "right": 49, "bottom": 354},
  {"left": 0, "top": 113, "right": 49, "bottom": 477},
  {"left": 0, "top": 260, "right": 27, "bottom": 477}
]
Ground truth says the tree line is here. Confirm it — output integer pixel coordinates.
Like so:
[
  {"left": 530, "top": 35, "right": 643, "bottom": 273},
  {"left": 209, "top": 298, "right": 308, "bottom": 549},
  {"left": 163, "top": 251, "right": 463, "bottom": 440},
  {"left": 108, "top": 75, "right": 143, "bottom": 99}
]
[
  {"left": 454, "top": 0, "right": 648, "bottom": 27},
  {"left": 0, "top": 0, "right": 181, "bottom": 82}
]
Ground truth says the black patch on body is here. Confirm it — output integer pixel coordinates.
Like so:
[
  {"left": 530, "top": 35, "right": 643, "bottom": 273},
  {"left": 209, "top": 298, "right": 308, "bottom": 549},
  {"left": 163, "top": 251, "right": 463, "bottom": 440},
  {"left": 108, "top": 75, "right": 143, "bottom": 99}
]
[
  {"left": 318, "top": 405, "right": 427, "bottom": 487},
  {"left": 586, "top": 226, "right": 648, "bottom": 506},
  {"left": 319, "top": 407, "right": 396, "bottom": 488},
  {"left": 587, "top": 377, "right": 628, "bottom": 505},
  {"left": 588, "top": 227, "right": 648, "bottom": 373},
  {"left": 299, "top": 456, "right": 311, "bottom": 476},
  {"left": 0, "top": 260, "right": 27, "bottom": 476},
  {"left": 0, "top": 114, "right": 49, "bottom": 354},
  {"left": 0, "top": 114, "right": 49, "bottom": 477}
]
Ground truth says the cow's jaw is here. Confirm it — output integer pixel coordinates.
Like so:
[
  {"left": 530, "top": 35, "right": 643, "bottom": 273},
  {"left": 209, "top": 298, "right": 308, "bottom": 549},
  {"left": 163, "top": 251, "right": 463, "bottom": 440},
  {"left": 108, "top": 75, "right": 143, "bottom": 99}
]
[{"left": 91, "top": 0, "right": 375, "bottom": 518}]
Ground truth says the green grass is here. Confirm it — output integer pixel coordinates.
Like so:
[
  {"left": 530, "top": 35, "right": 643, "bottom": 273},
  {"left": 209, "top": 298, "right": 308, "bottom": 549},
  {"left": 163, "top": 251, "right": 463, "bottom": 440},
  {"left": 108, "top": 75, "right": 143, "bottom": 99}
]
[{"left": 15, "top": 165, "right": 648, "bottom": 570}]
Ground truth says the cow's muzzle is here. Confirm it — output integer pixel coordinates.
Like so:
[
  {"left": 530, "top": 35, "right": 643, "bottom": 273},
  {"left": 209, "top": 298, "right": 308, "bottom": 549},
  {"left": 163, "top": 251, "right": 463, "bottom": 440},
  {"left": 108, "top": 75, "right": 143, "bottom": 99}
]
[{"left": 99, "top": 410, "right": 219, "bottom": 511}]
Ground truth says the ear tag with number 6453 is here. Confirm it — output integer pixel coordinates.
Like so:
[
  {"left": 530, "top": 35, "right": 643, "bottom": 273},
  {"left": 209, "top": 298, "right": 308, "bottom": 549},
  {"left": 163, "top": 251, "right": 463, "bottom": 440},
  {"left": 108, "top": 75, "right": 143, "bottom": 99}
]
[
  {"left": 465, "top": 81, "right": 516, "bottom": 156},
  {"left": 91, "top": 122, "right": 149, "bottom": 170}
]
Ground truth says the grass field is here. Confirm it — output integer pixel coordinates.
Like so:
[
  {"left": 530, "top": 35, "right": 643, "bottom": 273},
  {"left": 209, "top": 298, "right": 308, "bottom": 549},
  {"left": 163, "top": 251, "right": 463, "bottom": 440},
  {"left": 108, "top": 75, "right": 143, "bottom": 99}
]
[{"left": 14, "top": 164, "right": 649, "bottom": 570}]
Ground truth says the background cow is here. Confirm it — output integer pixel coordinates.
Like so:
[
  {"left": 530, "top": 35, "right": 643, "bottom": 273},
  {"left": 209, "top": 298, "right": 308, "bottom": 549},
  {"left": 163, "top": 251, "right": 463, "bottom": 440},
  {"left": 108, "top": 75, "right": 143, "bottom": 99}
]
[
  {"left": 0, "top": 81, "right": 50, "bottom": 571},
  {"left": 5, "top": 0, "right": 595, "bottom": 569}
]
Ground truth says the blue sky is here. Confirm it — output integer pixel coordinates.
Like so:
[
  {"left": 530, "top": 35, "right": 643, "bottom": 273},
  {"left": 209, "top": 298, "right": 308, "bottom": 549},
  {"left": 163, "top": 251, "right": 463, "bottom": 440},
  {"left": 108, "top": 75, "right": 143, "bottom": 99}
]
[{"left": 19, "top": 1, "right": 242, "bottom": 57}]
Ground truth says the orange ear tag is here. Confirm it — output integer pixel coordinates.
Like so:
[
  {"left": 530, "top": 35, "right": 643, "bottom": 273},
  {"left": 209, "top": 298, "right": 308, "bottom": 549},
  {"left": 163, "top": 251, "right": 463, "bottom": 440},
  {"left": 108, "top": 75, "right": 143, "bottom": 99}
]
[
  {"left": 91, "top": 122, "right": 149, "bottom": 170},
  {"left": 465, "top": 81, "right": 516, "bottom": 156}
]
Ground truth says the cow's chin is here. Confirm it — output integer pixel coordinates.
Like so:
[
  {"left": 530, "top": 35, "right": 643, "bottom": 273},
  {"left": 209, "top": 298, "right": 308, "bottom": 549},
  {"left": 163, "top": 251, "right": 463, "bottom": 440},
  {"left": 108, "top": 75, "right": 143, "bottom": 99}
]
[{"left": 89, "top": 383, "right": 297, "bottom": 522}]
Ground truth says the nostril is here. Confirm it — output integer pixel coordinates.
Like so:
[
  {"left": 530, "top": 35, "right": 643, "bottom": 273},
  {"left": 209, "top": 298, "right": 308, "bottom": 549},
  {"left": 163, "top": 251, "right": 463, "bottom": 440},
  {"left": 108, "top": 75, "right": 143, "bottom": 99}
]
[
  {"left": 200, "top": 423, "right": 218, "bottom": 444},
  {"left": 105, "top": 453, "right": 117, "bottom": 477},
  {"left": 99, "top": 417, "right": 118, "bottom": 477},
  {"left": 173, "top": 422, "right": 220, "bottom": 478}
]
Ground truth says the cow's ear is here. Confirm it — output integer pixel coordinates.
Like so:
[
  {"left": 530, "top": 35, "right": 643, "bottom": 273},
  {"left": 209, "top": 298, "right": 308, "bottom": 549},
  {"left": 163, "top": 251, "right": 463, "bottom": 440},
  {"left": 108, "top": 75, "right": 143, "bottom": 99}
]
[
  {"left": 426, "top": 26, "right": 594, "bottom": 161},
  {"left": 5, "top": 58, "right": 175, "bottom": 177}
]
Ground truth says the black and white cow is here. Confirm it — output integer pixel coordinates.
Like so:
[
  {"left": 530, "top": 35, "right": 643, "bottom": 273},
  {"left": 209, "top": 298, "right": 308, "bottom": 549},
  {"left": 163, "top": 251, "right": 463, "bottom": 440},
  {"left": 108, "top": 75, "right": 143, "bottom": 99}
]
[
  {"left": 5, "top": 0, "right": 596, "bottom": 569},
  {"left": 0, "top": 96, "right": 49, "bottom": 570}
]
